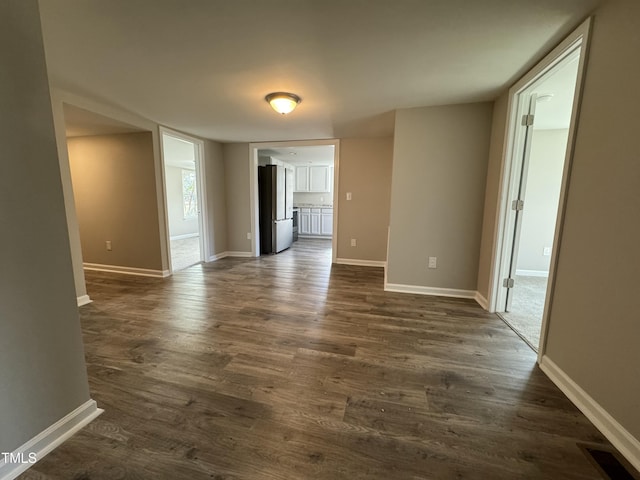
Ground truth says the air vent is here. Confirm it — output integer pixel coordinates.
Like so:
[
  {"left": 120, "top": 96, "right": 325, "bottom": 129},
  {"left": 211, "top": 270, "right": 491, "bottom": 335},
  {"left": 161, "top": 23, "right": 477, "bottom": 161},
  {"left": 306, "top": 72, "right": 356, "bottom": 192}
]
[{"left": 578, "top": 443, "right": 640, "bottom": 480}]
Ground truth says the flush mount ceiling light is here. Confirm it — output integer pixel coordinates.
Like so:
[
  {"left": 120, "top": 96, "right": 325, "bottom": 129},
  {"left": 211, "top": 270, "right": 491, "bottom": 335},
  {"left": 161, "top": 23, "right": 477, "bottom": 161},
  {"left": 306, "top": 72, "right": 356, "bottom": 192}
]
[
  {"left": 265, "top": 92, "right": 301, "bottom": 115},
  {"left": 536, "top": 93, "right": 555, "bottom": 103}
]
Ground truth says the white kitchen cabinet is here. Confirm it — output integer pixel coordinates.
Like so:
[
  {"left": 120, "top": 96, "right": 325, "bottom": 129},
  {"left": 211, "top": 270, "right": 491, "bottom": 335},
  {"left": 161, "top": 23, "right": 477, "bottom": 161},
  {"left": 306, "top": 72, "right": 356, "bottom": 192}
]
[
  {"left": 298, "top": 207, "right": 332, "bottom": 237},
  {"left": 321, "top": 208, "right": 333, "bottom": 235},
  {"left": 309, "top": 166, "right": 331, "bottom": 192},
  {"left": 294, "top": 165, "right": 332, "bottom": 192},
  {"left": 295, "top": 166, "right": 309, "bottom": 192},
  {"left": 310, "top": 208, "right": 321, "bottom": 235},
  {"left": 299, "top": 208, "right": 311, "bottom": 234}
]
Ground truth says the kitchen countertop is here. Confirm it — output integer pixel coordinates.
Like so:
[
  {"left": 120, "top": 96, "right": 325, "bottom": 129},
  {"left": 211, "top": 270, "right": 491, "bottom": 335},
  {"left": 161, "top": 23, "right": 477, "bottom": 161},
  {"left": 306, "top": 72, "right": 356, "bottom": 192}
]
[{"left": 294, "top": 204, "right": 333, "bottom": 208}]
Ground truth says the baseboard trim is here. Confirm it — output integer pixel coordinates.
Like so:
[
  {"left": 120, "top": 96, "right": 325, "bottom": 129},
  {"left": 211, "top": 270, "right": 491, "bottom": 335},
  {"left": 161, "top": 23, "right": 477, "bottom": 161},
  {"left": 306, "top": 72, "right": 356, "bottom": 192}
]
[
  {"left": 207, "top": 251, "right": 253, "bottom": 262},
  {"left": 84, "top": 263, "right": 169, "bottom": 278},
  {"left": 0, "top": 399, "right": 103, "bottom": 480},
  {"left": 474, "top": 291, "right": 489, "bottom": 310},
  {"left": 335, "top": 258, "right": 386, "bottom": 268},
  {"left": 76, "top": 295, "right": 92, "bottom": 307},
  {"left": 208, "top": 251, "right": 229, "bottom": 262},
  {"left": 515, "top": 269, "right": 549, "bottom": 277},
  {"left": 170, "top": 233, "right": 199, "bottom": 241},
  {"left": 539, "top": 356, "right": 640, "bottom": 473},
  {"left": 384, "top": 282, "right": 477, "bottom": 299},
  {"left": 225, "top": 251, "right": 253, "bottom": 258}
]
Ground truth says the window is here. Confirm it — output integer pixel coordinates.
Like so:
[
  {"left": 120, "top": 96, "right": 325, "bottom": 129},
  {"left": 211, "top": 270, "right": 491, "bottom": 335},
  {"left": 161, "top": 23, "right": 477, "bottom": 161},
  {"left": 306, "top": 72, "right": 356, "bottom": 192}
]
[{"left": 182, "top": 170, "right": 197, "bottom": 219}]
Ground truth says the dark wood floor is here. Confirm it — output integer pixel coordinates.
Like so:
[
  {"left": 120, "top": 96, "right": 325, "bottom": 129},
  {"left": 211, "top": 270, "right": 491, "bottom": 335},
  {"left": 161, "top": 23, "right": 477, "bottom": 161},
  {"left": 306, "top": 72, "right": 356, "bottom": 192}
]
[{"left": 21, "top": 239, "right": 611, "bottom": 479}]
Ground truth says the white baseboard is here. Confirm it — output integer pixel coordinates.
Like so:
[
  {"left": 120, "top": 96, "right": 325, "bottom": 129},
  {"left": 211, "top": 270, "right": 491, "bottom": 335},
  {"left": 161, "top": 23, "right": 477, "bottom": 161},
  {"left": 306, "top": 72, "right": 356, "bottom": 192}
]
[
  {"left": 474, "top": 291, "right": 489, "bottom": 310},
  {"left": 208, "top": 251, "right": 229, "bottom": 262},
  {"left": 515, "top": 269, "right": 549, "bottom": 277},
  {"left": 384, "top": 282, "right": 477, "bottom": 299},
  {"left": 540, "top": 356, "right": 640, "bottom": 473},
  {"left": 76, "top": 295, "right": 92, "bottom": 307},
  {"left": 335, "top": 258, "right": 386, "bottom": 268},
  {"left": 170, "top": 233, "right": 199, "bottom": 241},
  {"left": 0, "top": 399, "right": 103, "bottom": 480},
  {"left": 84, "top": 263, "right": 169, "bottom": 278},
  {"left": 207, "top": 251, "right": 253, "bottom": 262},
  {"left": 225, "top": 251, "right": 253, "bottom": 258}
]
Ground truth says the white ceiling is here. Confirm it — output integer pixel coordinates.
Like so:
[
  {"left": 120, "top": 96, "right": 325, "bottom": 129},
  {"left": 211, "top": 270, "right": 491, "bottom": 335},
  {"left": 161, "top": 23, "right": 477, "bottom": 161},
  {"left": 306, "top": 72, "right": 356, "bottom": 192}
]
[
  {"left": 40, "top": 0, "right": 600, "bottom": 142},
  {"left": 259, "top": 145, "right": 335, "bottom": 166}
]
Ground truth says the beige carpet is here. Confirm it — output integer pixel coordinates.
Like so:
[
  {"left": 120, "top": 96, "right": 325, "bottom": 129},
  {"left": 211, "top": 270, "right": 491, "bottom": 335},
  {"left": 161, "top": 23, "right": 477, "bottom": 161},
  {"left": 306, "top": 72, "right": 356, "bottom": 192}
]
[
  {"left": 500, "top": 275, "right": 548, "bottom": 351},
  {"left": 170, "top": 236, "right": 201, "bottom": 271}
]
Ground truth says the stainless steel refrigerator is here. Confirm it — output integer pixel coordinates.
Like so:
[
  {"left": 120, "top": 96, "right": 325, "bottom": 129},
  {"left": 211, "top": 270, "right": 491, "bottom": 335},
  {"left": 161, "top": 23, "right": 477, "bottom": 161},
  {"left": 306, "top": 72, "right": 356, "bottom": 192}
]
[{"left": 258, "top": 165, "right": 294, "bottom": 254}]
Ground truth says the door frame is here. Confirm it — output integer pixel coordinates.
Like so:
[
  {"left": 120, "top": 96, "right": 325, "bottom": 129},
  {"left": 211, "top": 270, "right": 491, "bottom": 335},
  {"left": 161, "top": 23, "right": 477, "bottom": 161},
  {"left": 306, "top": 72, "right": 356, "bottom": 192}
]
[
  {"left": 488, "top": 18, "right": 592, "bottom": 361},
  {"left": 159, "top": 126, "right": 209, "bottom": 273},
  {"left": 248, "top": 139, "right": 340, "bottom": 261}
]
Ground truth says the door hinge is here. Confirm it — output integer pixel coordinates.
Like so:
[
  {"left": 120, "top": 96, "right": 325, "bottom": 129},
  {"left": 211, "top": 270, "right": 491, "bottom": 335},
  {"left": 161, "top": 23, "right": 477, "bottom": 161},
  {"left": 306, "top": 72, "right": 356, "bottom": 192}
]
[
  {"left": 522, "top": 114, "right": 535, "bottom": 126},
  {"left": 511, "top": 199, "right": 524, "bottom": 211},
  {"left": 503, "top": 278, "right": 515, "bottom": 289}
]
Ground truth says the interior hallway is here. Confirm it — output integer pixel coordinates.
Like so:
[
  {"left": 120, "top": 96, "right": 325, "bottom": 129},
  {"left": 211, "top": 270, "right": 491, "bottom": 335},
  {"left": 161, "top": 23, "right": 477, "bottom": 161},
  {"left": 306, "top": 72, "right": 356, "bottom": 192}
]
[{"left": 20, "top": 240, "right": 611, "bottom": 479}]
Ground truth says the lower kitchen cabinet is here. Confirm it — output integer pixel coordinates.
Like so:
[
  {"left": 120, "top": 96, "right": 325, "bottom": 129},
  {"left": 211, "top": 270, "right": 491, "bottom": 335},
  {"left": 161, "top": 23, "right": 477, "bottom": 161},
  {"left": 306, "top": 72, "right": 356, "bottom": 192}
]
[
  {"left": 300, "top": 208, "right": 311, "bottom": 235},
  {"left": 321, "top": 208, "right": 333, "bottom": 235},
  {"left": 310, "top": 208, "right": 321, "bottom": 235},
  {"left": 298, "top": 207, "right": 332, "bottom": 237}
]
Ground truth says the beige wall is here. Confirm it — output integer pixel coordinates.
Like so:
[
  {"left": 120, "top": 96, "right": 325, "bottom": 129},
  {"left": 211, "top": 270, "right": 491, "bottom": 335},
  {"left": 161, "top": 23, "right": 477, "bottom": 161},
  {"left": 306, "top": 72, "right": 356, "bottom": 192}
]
[
  {"left": 223, "top": 143, "right": 252, "bottom": 253},
  {"left": 0, "top": 0, "right": 91, "bottom": 451},
  {"left": 336, "top": 137, "right": 393, "bottom": 262},
  {"left": 204, "top": 139, "right": 228, "bottom": 256},
  {"left": 68, "top": 132, "right": 164, "bottom": 270},
  {"left": 476, "top": 91, "right": 509, "bottom": 301},
  {"left": 544, "top": 0, "right": 640, "bottom": 441},
  {"left": 387, "top": 103, "right": 493, "bottom": 291}
]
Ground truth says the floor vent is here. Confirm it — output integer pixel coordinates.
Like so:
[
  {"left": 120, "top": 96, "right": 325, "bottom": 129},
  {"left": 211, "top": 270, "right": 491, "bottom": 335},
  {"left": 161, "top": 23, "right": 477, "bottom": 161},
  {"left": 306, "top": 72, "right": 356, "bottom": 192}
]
[{"left": 578, "top": 443, "right": 640, "bottom": 480}]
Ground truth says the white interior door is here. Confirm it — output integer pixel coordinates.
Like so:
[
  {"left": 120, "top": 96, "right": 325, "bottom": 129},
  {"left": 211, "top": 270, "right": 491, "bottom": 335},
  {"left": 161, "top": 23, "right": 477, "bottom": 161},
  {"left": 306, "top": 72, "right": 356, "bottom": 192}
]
[{"left": 505, "top": 93, "right": 538, "bottom": 311}]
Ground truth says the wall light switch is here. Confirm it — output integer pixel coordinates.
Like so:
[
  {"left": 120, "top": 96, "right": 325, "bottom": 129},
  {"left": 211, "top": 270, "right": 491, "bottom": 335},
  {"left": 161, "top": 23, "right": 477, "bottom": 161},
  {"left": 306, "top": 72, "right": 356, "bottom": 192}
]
[
  {"left": 350, "top": 238, "right": 357, "bottom": 247},
  {"left": 543, "top": 247, "right": 551, "bottom": 256},
  {"left": 346, "top": 192, "right": 352, "bottom": 201},
  {"left": 106, "top": 240, "right": 112, "bottom": 251},
  {"left": 428, "top": 256, "right": 437, "bottom": 269},
  {"left": 247, "top": 232, "right": 252, "bottom": 240}
]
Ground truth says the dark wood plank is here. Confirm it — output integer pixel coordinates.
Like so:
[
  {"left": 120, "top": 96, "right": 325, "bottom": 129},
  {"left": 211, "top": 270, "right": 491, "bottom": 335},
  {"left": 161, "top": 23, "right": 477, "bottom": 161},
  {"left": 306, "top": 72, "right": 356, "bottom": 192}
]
[{"left": 19, "top": 238, "right": 613, "bottom": 479}]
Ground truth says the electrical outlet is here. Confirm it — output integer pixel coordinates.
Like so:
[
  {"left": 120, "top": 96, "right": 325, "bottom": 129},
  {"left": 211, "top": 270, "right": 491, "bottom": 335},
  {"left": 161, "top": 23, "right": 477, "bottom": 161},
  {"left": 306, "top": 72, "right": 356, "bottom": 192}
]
[
  {"left": 106, "top": 240, "right": 112, "bottom": 251},
  {"left": 428, "top": 256, "right": 437, "bottom": 269},
  {"left": 247, "top": 232, "right": 252, "bottom": 240},
  {"left": 350, "top": 238, "right": 357, "bottom": 247},
  {"left": 543, "top": 247, "right": 551, "bottom": 256},
  {"left": 346, "top": 192, "right": 352, "bottom": 201}
]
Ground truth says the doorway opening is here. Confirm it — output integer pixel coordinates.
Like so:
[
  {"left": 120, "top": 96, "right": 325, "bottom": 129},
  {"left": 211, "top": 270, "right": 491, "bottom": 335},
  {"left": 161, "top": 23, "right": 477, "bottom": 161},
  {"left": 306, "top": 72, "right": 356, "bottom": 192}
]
[
  {"left": 249, "top": 140, "right": 339, "bottom": 262},
  {"left": 490, "top": 20, "right": 590, "bottom": 355},
  {"left": 160, "top": 129, "right": 207, "bottom": 272}
]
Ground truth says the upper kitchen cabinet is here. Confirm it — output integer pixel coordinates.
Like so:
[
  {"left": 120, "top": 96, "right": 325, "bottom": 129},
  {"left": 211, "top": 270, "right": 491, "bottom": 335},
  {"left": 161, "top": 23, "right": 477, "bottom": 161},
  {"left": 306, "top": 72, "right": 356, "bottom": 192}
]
[
  {"left": 294, "top": 165, "right": 333, "bottom": 192},
  {"left": 295, "top": 166, "right": 309, "bottom": 192}
]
